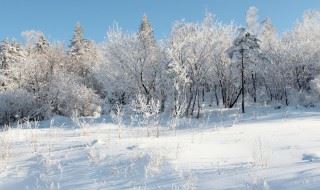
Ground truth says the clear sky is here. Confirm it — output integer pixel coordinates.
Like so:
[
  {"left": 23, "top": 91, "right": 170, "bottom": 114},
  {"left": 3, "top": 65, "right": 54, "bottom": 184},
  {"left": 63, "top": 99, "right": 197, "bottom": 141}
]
[{"left": 1, "top": 0, "right": 320, "bottom": 42}]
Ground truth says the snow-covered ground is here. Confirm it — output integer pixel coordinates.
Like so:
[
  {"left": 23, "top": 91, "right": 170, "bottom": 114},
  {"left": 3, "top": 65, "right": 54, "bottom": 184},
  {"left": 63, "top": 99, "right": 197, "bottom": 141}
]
[{"left": 1, "top": 106, "right": 320, "bottom": 190}]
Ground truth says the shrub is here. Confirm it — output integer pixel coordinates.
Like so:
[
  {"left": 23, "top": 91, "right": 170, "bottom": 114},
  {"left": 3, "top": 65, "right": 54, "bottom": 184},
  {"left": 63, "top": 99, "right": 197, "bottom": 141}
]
[
  {"left": 0, "top": 89, "right": 43, "bottom": 125},
  {"left": 48, "top": 73, "right": 102, "bottom": 117}
]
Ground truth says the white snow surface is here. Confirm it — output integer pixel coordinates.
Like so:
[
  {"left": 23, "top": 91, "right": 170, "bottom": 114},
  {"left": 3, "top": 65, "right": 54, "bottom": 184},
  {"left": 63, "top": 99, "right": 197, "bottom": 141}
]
[{"left": 1, "top": 106, "right": 320, "bottom": 190}]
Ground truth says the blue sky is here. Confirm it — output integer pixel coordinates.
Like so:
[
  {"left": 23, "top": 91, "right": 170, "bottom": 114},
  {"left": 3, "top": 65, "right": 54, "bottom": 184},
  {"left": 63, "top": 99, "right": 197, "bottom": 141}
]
[{"left": 1, "top": 0, "right": 320, "bottom": 42}]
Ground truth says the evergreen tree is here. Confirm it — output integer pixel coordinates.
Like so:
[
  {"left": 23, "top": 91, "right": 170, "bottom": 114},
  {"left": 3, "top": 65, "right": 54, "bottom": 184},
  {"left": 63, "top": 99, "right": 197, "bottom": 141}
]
[
  {"left": 0, "top": 39, "right": 25, "bottom": 90},
  {"left": 228, "top": 29, "right": 260, "bottom": 113},
  {"left": 68, "top": 22, "right": 98, "bottom": 81},
  {"left": 69, "top": 22, "right": 85, "bottom": 60},
  {"left": 137, "top": 15, "right": 161, "bottom": 104},
  {"left": 34, "top": 34, "right": 49, "bottom": 54},
  {"left": 139, "top": 15, "right": 156, "bottom": 51},
  {"left": 0, "top": 39, "right": 25, "bottom": 69}
]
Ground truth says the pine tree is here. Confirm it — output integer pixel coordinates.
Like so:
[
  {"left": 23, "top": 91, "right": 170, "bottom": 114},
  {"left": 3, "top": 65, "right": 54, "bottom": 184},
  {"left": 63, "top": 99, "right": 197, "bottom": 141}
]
[
  {"left": 34, "top": 34, "right": 49, "bottom": 54},
  {"left": 0, "top": 40, "right": 10, "bottom": 70},
  {"left": 68, "top": 22, "right": 98, "bottom": 80},
  {"left": 228, "top": 29, "right": 260, "bottom": 113},
  {"left": 0, "top": 39, "right": 25, "bottom": 69},
  {"left": 137, "top": 15, "right": 160, "bottom": 105},
  {"left": 69, "top": 22, "right": 86, "bottom": 60},
  {"left": 139, "top": 15, "right": 156, "bottom": 51},
  {"left": 0, "top": 39, "right": 25, "bottom": 90}
]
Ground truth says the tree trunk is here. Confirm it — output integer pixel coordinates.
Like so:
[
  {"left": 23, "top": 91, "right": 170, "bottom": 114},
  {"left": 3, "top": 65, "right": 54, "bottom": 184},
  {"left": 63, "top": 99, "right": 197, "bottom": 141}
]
[
  {"left": 214, "top": 85, "right": 219, "bottom": 106},
  {"left": 185, "top": 86, "right": 193, "bottom": 116},
  {"left": 160, "top": 90, "right": 166, "bottom": 112},
  {"left": 219, "top": 81, "right": 226, "bottom": 107},
  {"left": 229, "top": 88, "right": 242, "bottom": 108},
  {"left": 174, "top": 91, "right": 178, "bottom": 115},
  {"left": 140, "top": 71, "right": 151, "bottom": 105},
  {"left": 202, "top": 87, "right": 205, "bottom": 102},
  {"left": 252, "top": 72, "right": 257, "bottom": 103},
  {"left": 191, "top": 87, "right": 198, "bottom": 116},
  {"left": 241, "top": 50, "right": 245, "bottom": 113},
  {"left": 284, "top": 88, "right": 289, "bottom": 106},
  {"left": 197, "top": 89, "right": 201, "bottom": 118}
]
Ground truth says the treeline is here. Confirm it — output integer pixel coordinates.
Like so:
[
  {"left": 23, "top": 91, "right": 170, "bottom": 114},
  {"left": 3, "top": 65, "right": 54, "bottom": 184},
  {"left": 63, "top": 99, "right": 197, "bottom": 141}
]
[{"left": 1, "top": 7, "right": 320, "bottom": 125}]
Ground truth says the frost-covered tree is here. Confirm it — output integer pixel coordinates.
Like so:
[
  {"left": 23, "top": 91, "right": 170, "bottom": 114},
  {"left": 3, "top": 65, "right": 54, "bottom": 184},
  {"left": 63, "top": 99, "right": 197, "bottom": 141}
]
[
  {"left": 3, "top": 34, "right": 101, "bottom": 119},
  {"left": 167, "top": 13, "right": 221, "bottom": 117},
  {"left": 139, "top": 15, "right": 156, "bottom": 52},
  {"left": 69, "top": 23, "right": 85, "bottom": 60},
  {"left": 228, "top": 29, "right": 260, "bottom": 113},
  {"left": 68, "top": 23, "right": 99, "bottom": 85},
  {"left": 101, "top": 16, "right": 162, "bottom": 110},
  {"left": 0, "top": 39, "right": 26, "bottom": 91},
  {"left": 258, "top": 18, "right": 287, "bottom": 104},
  {"left": 34, "top": 34, "right": 49, "bottom": 54},
  {"left": 137, "top": 15, "right": 162, "bottom": 105},
  {"left": 203, "top": 17, "right": 237, "bottom": 108},
  {"left": 0, "top": 39, "right": 25, "bottom": 69},
  {"left": 21, "top": 30, "right": 45, "bottom": 53},
  {"left": 99, "top": 25, "right": 137, "bottom": 106},
  {"left": 283, "top": 11, "right": 320, "bottom": 94}
]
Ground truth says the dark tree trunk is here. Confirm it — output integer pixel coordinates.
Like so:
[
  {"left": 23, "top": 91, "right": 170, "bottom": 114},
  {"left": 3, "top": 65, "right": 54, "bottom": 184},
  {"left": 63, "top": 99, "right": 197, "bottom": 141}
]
[
  {"left": 140, "top": 71, "right": 151, "bottom": 105},
  {"left": 252, "top": 72, "right": 257, "bottom": 103},
  {"left": 202, "top": 87, "right": 205, "bottom": 102},
  {"left": 160, "top": 91, "right": 166, "bottom": 113},
  {"left": 241, "top": 50, "right": 245, "bottom": 113},
  {"left": 214, "top": 85, "right": 219, "bottom": 106},
  {"left": 220, "top": 81, "right": 226, "bottom": 107},
  {"left": 174, "top": 91, "right": 178, "bottom": 115},
  {"left": 191, "top": 87, "right": 198, "bottom": 116},
  {"left": 197, "top": 89, "right": 201, "bottom": 118},
  {"left": 185, "top": 86, "right": 193, "bottom": 116},
  {"left": 284, "top": 88, "right": 289, "bottom": 106},
  {"left": 229, "top": 88, "right": 242, "bottom": 108}
]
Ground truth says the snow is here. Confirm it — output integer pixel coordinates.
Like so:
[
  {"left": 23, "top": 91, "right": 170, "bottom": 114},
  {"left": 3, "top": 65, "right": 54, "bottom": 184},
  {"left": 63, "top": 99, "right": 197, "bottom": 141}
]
[{"left": 1, "top": 107, "right": 320, "bottom": 189}]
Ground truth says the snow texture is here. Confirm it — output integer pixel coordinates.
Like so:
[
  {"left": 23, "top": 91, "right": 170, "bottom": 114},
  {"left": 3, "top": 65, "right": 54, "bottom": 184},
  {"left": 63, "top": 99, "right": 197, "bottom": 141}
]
[{"left": 1, "top": 107, "right": 320, "bottom": 190}]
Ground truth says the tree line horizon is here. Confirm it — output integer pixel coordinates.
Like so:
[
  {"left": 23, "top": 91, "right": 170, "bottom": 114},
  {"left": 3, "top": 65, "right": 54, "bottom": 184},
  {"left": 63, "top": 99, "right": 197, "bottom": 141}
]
[{"left": 1, "top": 6, "right": 320, "bottom": 125}]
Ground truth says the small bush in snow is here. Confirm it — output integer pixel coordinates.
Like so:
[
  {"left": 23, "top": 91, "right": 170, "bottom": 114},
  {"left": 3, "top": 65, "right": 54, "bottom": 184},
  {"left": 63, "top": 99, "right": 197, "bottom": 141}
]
[{"left": 131, "top": 94, "right": 161, "bottom": 137}]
